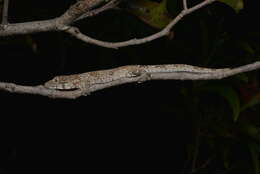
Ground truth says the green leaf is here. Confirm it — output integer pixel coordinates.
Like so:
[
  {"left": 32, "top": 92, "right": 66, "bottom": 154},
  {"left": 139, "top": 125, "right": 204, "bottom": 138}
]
[
  {"left": 126, "top": 0, "right": 172, "bottom": 29},
  {"left": 239, "top": 123, "right": 260, "bottom": 144},
  {"left": 200, "top": 84, "right": 241, "bottom": 121},
  {"left": 218, "top": 0, "right": 244, "bottom": 13},
  {"left": 248, "top": 143, "right": 260, "bottom": 174}
]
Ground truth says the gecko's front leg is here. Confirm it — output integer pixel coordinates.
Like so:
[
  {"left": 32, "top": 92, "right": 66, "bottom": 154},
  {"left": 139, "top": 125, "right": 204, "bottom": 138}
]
[{"left": 78, "top": 82, "right": 92, "bottom": 96}]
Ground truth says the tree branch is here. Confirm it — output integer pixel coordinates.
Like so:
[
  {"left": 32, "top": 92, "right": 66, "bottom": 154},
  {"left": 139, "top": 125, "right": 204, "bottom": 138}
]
[
  {"left": 0, "top": 0, "right": 216, "bottom": 48},
  {"left": 0, "top": 0, "right": 112, "bottom": 36},
  {"left": 62, "top": 0, "right": 217, "bottom": 48},
  {"left": 1, "top": 61, "right": 259, "bottom": 99},
  {"left": 0, "top": 83, "right": 82, "bottom": 99}
]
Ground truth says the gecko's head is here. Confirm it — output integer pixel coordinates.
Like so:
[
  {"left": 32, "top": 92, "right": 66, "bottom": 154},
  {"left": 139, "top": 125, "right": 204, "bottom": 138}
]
[{"left": 44, "top": 76, "right": 79, "bottom": 90}]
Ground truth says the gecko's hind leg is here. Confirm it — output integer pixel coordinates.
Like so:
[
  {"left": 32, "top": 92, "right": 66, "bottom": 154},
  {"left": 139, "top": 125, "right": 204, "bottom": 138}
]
[
  {"left": 131, "top": 68, "right": 151, "bottom": 83},
  {"left": 137, "top": 72, "right": 151, "bottom": 83}
]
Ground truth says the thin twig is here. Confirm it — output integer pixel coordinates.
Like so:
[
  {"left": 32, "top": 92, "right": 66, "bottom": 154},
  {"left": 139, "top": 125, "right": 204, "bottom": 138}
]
[
  {"left": 75, "top": 0, "right": 120, "bottom": 21},
  {"left": 64, "top": 0, "right": 217, "bottom": 48},
  {"left": 1, "top": 0, "right": 9, "bottom": 24},
  {"left": 183, "top": 0, "right": 188, "bottom": 10}
]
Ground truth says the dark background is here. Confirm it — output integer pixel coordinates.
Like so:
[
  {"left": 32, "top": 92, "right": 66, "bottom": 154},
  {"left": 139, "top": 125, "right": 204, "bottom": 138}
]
[{"left": 0, "top": 0, "right": 259, "bottom": 173}]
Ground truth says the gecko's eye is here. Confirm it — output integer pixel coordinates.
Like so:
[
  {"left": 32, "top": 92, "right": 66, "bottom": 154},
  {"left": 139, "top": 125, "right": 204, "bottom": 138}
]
[{"left": 54, "top": 78, "right": 59, "bottom": 82}]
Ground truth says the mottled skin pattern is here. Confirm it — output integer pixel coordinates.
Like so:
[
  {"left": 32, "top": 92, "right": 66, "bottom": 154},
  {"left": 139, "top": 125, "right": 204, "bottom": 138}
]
[
  {"left": 44, "top": 65, "right": 142, "bottom": 90},
  {"left": 44, "top": 65, "right": 229, "bottom": 90}
]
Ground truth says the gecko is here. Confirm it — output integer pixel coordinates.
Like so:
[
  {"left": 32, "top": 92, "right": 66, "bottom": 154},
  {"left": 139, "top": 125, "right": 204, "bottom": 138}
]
[
  {"left": 44, "top": 65, "right": 143, "bottom": 91},
  {"left": 44, "top": 64, "right": 230, "bottom": 91}
]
